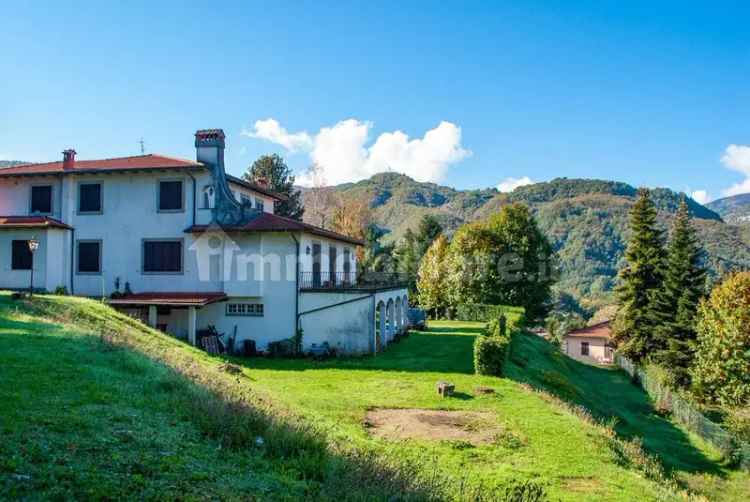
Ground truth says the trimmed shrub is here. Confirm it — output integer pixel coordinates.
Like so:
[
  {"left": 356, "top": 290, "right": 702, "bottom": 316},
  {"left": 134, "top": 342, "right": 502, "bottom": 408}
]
[
  {"left": 484, "top": 314, "right": 507, "bottom": 338},
  {"left": 474, "top": 335, "right": 509, "bottom": 376}
]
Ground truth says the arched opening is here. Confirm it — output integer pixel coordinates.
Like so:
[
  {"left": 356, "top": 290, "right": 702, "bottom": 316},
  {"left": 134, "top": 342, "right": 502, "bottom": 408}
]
[
  {"left": 386, "top": 299, "right": 395, "bottom": 343},
  {"left": 403, "top": 295, "right": 409, "bottom": 330},
  {"left": 395, "top": 297, "right": 403, "bottom": 335},
  {"left": 375, "top": 301, "right": 386, "bottom": 352}
]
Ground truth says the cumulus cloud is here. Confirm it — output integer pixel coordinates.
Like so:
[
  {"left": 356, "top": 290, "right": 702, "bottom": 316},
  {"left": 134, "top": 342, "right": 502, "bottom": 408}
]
[
  {"left": 496, "top": 176, "right": 535, "bottom": 193},
  {"left": 721, "top": 144, "right": 750, "bottom": 197},
  {"left": 690, "top": 190, "right": 711, "bottom": 205},
  {"left": 244, "top": 118, "right": 471, "bottom": 185},
  {"left": 242, "top": 118, "right": 313, "bottom": 153}
]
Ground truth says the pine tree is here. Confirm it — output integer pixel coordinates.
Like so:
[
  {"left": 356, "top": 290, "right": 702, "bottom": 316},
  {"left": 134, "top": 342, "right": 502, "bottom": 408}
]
[
  {"left": 652, "top": 198, "right": 706, "bottom": 386},
  {"left": 612, "top": 189, "right": 666, "bottom": 362},
  {"left": 244, "top": 154, "right": 304, "bottom": 220}
]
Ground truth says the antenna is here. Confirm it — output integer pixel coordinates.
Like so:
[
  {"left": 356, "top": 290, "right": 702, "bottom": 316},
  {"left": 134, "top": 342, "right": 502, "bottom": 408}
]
[{"left": 139, "top": 138, "right": 145, "bottom": 155}]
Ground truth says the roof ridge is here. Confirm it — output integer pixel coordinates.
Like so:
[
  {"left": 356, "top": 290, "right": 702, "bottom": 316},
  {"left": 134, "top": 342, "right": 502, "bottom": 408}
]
[{"left": 9, "top": 153, "right": 202, "bottom": 168}]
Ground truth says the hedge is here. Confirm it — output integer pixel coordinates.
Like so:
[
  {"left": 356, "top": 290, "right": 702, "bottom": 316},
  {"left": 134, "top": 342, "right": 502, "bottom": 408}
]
[
  {"left": 455, "top": 303, "right": 525, "bottom": 324},
  {"left": 474, "top": 335, "right": 510, "bottom": 376}
]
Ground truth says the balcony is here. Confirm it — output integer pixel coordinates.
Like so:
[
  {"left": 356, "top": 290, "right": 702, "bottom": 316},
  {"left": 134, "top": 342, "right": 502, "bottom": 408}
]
[{"left": 299, "top": 271, "right": 408, "bottom": 292}]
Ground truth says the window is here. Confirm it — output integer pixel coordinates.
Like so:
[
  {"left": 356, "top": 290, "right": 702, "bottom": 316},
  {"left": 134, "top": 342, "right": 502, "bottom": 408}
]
[
  {"left": 226, "top": 303, "right": 264, "bottom": 317},
  {"left": 255, "top": 198, "right": 264, "bottom": 212},
  {"left": 241, "top": 194, "right": 252, "bottom": 206},
  {"left": 31, "top": 185, "right": 52, "bottom": 214},
  {"left": 158, "top": 180, "right": 183, "bottom": 212},
  {"left": 202, "top": 185, "right": 215, "bottom": 209},
  {"left": 343, "top": 248, "right": 352, "bottom": 281},
  {"left": 143, "top": 240, "right": 183, "bottom": 273},
  {"left": 78, "top": 183, "right": 102, "bottom": 213},
  {"left": 11, "top": 240, "right": 33, "bottom": 270},
  {"left": 77, "top": 241, "right": 102, "bottom": 274},
  {"left": 581, "top": 341, "right": 590, "bottom": 356}
]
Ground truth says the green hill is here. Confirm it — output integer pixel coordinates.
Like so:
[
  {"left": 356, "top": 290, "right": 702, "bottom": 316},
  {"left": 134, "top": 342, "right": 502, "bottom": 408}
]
[
  {"left": 708, "top": 193, "right": 750, "bottom": 226},
  {"left": 305, "top": 174, "right": 750, "bottom": 311}
]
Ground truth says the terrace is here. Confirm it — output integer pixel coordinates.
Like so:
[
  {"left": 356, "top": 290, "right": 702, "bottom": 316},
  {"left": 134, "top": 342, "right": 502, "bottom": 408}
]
[{"left": 299, "top": 271, "right": 408, "bottom": 292}]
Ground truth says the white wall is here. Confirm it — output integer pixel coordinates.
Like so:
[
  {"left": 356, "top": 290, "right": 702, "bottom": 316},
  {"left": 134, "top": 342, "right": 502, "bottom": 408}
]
[
  {"left": 0, "top": 176, "right": 63, "bottom": 218},
  {"left": 0, "top": 228, "right": 69, "bottom": 292},
  {"left": 564, "top": 336, "right": 613, "bottom": 364}
]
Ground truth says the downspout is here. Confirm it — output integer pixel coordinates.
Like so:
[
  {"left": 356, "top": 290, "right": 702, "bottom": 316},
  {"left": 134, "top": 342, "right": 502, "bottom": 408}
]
[
  {"left": 69, "top": 227, "right": 75, "bottom": 295},
  {"left": 290, "top": 233, "right": 300, "bottom": 335},
  {"left": 187, "top": 172, "right": 197, "bottom": 227}
]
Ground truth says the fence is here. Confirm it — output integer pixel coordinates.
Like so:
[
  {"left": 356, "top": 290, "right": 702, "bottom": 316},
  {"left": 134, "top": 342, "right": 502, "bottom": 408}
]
[{"left": 616, "top": 354, "right": 750, "bottom": 470}]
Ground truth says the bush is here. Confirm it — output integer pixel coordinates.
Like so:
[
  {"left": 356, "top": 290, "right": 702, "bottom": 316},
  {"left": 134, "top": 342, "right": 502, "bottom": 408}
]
[
  {"left": 691, "top": 272, "right": 750, "bottom": 407},
  {"left": 485, "top": 314, "right": 507, "bottom": 337},
  {"left": 456, "top": 303, "right": 524, "bottom": 324},
  {"left": 474, "top": 335, "right": 510, "bottom": 376}
]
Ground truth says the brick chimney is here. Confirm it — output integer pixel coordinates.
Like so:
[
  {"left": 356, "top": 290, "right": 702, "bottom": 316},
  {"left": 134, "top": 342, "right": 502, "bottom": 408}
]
[
  {"left": 62, "top": 149, "right": 76, "bottom": 170},
  {"left": 194, "top": 129, "right": 225, "bottom": 169}
]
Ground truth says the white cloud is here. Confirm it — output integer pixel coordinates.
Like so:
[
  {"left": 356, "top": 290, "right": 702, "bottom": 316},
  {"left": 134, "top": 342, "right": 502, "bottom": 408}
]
[
  {"left": 690, "top": 190, "right": 711, "bottom": 205},
  {"left": 496, "top": 176, "right": 535, "bottom": 193},
  {"left": 245, "top": 118, "right": 471, "bottom": 185},
  {"left": 242, "top": 118, "right": 313, "bottom": 153},
  {"left": 721, "top": 144, "right": 750, "bottom": 197}
]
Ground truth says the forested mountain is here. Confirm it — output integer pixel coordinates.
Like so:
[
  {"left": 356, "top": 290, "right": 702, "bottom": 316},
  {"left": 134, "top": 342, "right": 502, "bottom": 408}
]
[
  {"left": 303, "top": 173, "right": 750, "bottom": 312},
  {"left": 0, "top": 160, "right": 27, "bottom": 168},
  {"left": 708, "top": 193, "right": 750, "bottom": 225}
]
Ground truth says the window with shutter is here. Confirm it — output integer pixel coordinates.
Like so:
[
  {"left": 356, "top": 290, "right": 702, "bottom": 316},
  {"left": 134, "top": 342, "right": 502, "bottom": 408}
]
[
  {"left": 158, "top": 181, "right": 184, "bottom": 211},
  {"left": 11, "top": 240, "right": 33, "bottom": 270},
  {"left": 31, "top": 186, "right": 52, "bottom": 214},
  {"left": 143, "top": 240, "right": 183, "bottom": 273},
  {"left": 78, "top": 183, "right": 102, "bottom": 213},
  {"left": 77, "top": 241, "right": 102, "bottom": 274}
]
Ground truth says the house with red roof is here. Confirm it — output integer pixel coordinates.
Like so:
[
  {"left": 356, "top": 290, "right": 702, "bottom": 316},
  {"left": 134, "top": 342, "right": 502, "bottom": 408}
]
[
  {"left": 562, "top": 321, "right": 614, "bottom": 365},
  {"left": 0, "top": 129, "right": 408, "bottom": 354}
]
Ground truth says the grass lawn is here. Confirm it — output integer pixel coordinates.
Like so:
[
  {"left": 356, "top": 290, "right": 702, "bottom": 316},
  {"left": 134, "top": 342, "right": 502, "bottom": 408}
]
[
  {"left": 236, "top": 320, "right": 731, "bottom": 501},
  {"left": 2, "top": 293, "right": 748, "bottom": 501}
]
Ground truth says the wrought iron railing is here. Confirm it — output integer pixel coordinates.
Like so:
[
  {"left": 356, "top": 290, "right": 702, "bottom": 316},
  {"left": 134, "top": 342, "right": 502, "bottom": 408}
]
[{"left": 299, "top": 271, "right": 408, "bottom": 291}]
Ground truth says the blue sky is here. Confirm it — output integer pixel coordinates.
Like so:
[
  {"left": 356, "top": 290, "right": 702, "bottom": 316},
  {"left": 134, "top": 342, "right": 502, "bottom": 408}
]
[{"left": 1, "top": 1, "right": 749, "bottom": 202}]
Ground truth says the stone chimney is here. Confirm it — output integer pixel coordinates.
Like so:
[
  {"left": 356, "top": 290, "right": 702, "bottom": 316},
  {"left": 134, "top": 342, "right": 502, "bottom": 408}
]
[{"left": 62, "top": 149, "right": 76, "bottom": 170}]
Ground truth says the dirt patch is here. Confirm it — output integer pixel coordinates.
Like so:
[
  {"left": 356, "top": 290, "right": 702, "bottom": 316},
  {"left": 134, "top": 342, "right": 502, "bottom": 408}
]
[{"left": 364, "top": 408, "right": 502, "bottom": 445}]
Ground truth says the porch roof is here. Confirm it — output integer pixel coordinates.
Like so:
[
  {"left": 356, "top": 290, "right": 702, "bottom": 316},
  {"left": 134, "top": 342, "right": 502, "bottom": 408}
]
[
  {"left": 0, "top": 216, "right": 73, "bottom": 230},
  {"left": 107, "top": 292, "right": 228, "bottom": 307}
]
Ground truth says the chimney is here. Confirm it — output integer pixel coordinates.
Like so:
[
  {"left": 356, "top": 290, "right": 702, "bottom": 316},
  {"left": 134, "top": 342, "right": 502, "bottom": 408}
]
[
  {"left": 255, "top": 176, "right": 269, "bottom": 188},
  {"left": 62, "top": 149, "right": 76, "bottom": 170},
  {"left": 194, "top": 129, "right": 225, "bottom": 169}
]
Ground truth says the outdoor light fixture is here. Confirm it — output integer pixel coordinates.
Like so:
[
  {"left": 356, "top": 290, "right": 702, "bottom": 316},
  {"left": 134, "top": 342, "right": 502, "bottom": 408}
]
[{"left": 28, "top": 236, "right": 39, "bottom": 297}]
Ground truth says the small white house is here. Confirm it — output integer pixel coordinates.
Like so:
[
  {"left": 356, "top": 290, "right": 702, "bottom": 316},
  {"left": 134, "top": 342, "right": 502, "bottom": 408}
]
[
  {"left": 0, "top": 129, "right": 408, "bottom": 354},
  {"left": 563, "top": 321, "right": 614, "bottom": 365}
]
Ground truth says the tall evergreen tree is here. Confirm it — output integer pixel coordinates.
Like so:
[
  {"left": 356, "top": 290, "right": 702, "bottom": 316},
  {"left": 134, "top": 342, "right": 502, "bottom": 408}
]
[
  {"left": 244, "top": 154, "right": 304, "bottom": 220},
  {"left": 415, "top": 215, "right": 443, "bottom": 256},
  {"left": 612, "top": 189, "right": 666, "bottom": 362},
  {"left": 652, "top": 198, "right": 706, "bottom": 386}
]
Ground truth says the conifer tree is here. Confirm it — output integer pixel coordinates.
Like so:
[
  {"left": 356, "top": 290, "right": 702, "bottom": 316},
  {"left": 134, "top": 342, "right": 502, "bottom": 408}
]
[
  {"left": 652, "top": 198, "right": 706, "bottom": 385},
  {"left": 612, "top": 189, "right": 666, "bottom": 362}
]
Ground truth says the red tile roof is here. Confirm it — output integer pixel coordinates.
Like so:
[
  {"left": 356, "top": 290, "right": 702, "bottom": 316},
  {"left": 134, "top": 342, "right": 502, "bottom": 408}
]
[
  {"left": 0, "top": 154, "right": 202, "bottom": 176},
  {"left": 186, "top": 212, "right": 365, "bottom": 246},
  {"left": 107, "top": 292, "right": 228, "bottom": 307},
  {"left": 0, "top": 216, "right": 73, "bottom": 230},
  {"left": 566, "top": 321, "right": 612, "bottom": 339}
]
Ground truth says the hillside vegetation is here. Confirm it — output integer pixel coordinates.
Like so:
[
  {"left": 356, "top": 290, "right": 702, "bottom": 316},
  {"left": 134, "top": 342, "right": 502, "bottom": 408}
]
[
  {"left": 305, "top": 174, "right": 750, "bottom": 311},
  {"left": 2, "top": 293, "right": 733, "bottom": 500},
  {"left": 708, "top": 193, "right": 750, "bottom": 226}
]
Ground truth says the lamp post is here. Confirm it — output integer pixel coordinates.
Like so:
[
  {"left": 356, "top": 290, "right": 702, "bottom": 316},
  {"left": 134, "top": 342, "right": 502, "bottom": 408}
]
[{"left": 28, "top": 237, "right": 39, "bottom": 297}]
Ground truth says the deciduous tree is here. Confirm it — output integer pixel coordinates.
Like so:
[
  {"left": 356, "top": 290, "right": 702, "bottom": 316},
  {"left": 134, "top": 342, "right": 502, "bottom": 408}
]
[{"left": 416, "top": 235, "right": 450, "bottom": 317}]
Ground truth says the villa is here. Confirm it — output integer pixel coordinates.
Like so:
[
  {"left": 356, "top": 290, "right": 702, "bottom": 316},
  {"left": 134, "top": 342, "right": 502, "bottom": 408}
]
[{"left": 0, "top": 129, "right": 408, "bottom": 354}]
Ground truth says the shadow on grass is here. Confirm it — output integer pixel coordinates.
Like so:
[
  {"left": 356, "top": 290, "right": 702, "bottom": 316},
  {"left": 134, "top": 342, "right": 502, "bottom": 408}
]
[
  {"left": 503, "top": 332, "right": 722, "bottom": 477},
  {"left": 0, "top": 294, "right": 461, "bottom": 500}
]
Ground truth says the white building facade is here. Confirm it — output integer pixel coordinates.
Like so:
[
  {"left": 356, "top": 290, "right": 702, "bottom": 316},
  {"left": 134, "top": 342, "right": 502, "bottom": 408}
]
[{"left": 0, "top": 129, "right": 408, "bottom": 354}]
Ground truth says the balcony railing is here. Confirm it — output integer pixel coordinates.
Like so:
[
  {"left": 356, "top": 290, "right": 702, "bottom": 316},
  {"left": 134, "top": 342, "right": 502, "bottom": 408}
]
[{"left": 299, "top": 271, "right": 408, "bottom": 291}]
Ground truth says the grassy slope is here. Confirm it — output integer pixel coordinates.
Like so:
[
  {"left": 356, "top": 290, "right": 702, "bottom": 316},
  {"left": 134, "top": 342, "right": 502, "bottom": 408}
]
[
  {"left": 0, "top": 294, "right": 308, "bottom": 500},
  {"left": 3, "top": 294, "right": 746, "bottom": 500},
  {"left": 234, "top": 319, "right": 688, "bottom": 501},
  {"left": 504, "top": 332, "right": 750, "bottom": 501}
]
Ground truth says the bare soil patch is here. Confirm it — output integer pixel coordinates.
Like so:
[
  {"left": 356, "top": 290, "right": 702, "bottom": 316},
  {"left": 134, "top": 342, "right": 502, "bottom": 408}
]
[{"left": 364, "top": 408, "right": 502, "bottom": 445}]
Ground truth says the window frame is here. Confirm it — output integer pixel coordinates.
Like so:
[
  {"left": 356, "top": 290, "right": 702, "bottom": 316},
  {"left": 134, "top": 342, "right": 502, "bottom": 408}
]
[
  {"left": 200, "top": 185, "right": 214, "bottom": 210},
  {"left": 29, "top": 184, "right": 53, "bottom": 215},
  {"left": 255, "top": 197, "right": 265, "bottom": 212},
  {"left": 580, "top": 341, "right": 590, "bottom": 356},
  {"left": 77, "top": 182, "right": 103, "bottom": 215},
  {"left": 156, "top": 179, "right": 185, "bottom": 213},
  {"left": 11, "top": 240, "right": 33, "bottom": 271},
  {"left": 226, "top": 303, "right": 264, "bottom": 317},
  {"left": 76, "top": 239, "right": 103, "bottom": 275},
  {"left": 141, "top": 238, "right": 184, "bottom": 275}
]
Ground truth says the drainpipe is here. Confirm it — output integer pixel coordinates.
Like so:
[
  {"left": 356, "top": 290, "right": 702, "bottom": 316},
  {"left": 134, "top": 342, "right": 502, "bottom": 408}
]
[
  {"left": 69, "top": 227, "right": 75, "bottom": 295},
  {"left": 187, "top": 172, "right": 197, "bottom": 227},
  {"left": 290, "top": 233, "right": 300, "bottom": 335}
]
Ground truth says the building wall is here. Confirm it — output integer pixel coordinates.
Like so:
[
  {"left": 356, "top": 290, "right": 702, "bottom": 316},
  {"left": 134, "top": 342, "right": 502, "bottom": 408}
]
[
  {"left": 0, "top": 228, "right": 70, "bottom": 292},
  {"left": 564, "top": 336, "right": 613, "bottom": 364}
]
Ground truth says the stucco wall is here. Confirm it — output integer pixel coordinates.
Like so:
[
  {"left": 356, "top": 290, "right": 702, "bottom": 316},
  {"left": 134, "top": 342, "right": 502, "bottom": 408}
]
[
  {"left": 0, "top": 228, "right": 70, "bottom": 292},
  {"left": 564, "top": 336, "right": 613, "bottom": 364}
]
